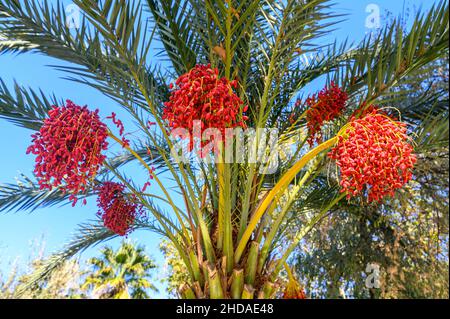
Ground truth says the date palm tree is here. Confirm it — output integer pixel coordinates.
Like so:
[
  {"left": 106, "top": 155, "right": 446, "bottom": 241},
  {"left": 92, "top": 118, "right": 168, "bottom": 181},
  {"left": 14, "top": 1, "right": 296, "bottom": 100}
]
[
  {"left": 82, "top": 241, "right": 158, "bottom": 299},
  {"left": 0, "top": 0, "right": 448, "bottom": 298}
]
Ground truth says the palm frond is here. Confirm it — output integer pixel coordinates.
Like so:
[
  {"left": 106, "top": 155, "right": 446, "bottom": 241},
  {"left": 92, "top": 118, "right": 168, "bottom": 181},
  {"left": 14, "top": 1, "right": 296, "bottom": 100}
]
[
  {"left": 334, "top": 1, "right": 449, "bottom": 104},
  {"left": 0, "top": 0, "right": 161, "bottom": 111},
  {"left": 415, "top": 109, "right": 449, "bottom": 152},
  {"left": 0, "top": 79, "right": 60, "bottom": 130},
  {"left": 146, "top": 0, "right": 200, "bottom": 74},
  {"left": 0, "top": 174, "right": 72, "bottom": 212},
  {"left": 0, "top": 138, "right": 169, "bottom": 213}
]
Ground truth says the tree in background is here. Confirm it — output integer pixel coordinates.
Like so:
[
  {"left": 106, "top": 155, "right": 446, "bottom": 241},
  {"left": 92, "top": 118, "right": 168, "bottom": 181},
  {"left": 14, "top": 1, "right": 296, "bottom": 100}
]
[
  {"left": 1, "top": 259, "right": 83, "bottom": 298},
  {"left": 160, "top": 239, "right": 192, "bottom": 298},
  {"left": 292, "top": 54, "right": 449, "bottom": 299},
  {"left": 0, "top": 239, "right": 84, "bottom": 299},
  {"left": 1, "top": 240, "right": 158, "bottom": 299},
  {"left": 0, "top": 0, "right": 448, "bottom": 298},
  {"left": 82, "top": 241, "right": 158, "bottom": 299}
]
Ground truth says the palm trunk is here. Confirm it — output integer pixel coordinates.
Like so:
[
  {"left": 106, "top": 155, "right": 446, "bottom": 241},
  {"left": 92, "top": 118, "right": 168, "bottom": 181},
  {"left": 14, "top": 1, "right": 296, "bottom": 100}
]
[
  {"left": 178, "top": 241, "right": 280, "bottom": 299},
  {"left": 175, "top": 138, "right": 343, "bottom": 299}
]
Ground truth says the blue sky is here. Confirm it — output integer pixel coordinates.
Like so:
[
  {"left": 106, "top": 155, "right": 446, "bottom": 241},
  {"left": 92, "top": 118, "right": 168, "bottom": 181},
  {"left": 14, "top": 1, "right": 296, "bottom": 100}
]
[{"left": 0, "top": 0, "right": 437, "bottom": 298}]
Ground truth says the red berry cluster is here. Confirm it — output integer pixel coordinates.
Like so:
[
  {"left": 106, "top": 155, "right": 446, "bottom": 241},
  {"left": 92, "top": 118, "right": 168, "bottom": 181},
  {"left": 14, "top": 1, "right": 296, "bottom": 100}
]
[
  {"left": 96, "top": 181, "right": 143, "bottom": 236},
  {"left": 162, "top": 64, "right": 248, "bottom": 148},
  {"left": 283, "top": 280, "right": 307, "bottom": 299},
  {"left": 26, "top": 100, "right": 108, "bottom": 205},
  {"left": 328, "top": 108, "right": 416, "bottom": 202},
  {"left": 306, "top": 82, "right": 348, "bottom": 146}
]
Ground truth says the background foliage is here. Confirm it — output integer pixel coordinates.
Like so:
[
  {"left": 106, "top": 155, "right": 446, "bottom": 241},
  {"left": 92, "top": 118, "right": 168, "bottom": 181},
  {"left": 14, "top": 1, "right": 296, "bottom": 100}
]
[{"left": 0, "top": 240, "right": 159, "bottom": 298}]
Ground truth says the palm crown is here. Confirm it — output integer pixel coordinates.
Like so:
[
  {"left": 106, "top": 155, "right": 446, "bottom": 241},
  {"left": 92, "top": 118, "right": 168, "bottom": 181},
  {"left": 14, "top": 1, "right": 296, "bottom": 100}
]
[
  {"left": 0, "top": 0, "right": 448, "bottom": 298},
  {"left": 82, "top": 241, "right": 158, "bottom": 299}
]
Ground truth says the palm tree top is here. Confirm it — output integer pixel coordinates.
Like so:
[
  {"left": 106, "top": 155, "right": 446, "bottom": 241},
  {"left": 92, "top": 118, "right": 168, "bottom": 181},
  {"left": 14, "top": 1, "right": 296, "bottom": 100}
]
[{"left": 83, "top": 241, "right": 158, "bottom": 299}]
